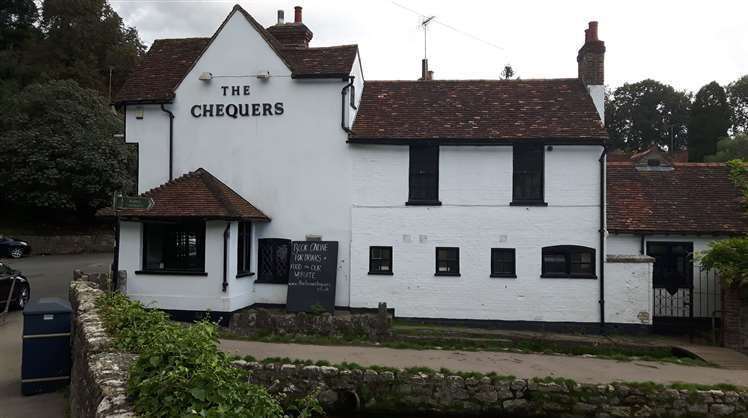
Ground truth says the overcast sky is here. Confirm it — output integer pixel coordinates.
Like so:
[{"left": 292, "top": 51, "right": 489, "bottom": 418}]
[{"left": 110, "top": 0, "right": 748, "bottom": 93}]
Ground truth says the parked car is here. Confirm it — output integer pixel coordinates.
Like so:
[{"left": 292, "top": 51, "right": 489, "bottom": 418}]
[
  {"left": 0, "top": 235, "right": 31, "bottom": 258},
  {"left": 0, "top": 262, "right": 30, "bottom": 310}
]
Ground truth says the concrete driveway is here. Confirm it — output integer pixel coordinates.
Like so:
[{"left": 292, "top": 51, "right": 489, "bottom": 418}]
[{"left": 0, "top": 253, "right": 112, "bottom": 418}]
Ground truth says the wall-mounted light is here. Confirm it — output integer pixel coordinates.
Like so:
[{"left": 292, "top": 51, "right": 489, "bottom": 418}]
[
  {"left": 135, "top": 107, "right": 144, "bottom": 119},
  {"left": 256, "top": 71, "right": 271, "bottom": 81},
  {"left": 198, "top": 72, "right": 213, "bottom": 81}
]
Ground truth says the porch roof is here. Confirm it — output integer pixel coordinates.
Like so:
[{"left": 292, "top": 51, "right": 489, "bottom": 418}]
[{"left": 101, "top": 168, "right": 270, "bottom": 222}]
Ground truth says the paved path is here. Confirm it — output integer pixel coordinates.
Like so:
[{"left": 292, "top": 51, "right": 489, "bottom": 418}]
[
  {"left": 220, "top": 339, "right": 748, "bottom": 387},
  {"left": 0, "top": 253, "right": 111, "bottom": 418},
  {"left": 678, "top": 345, "right": 748, "bottom": 370}
]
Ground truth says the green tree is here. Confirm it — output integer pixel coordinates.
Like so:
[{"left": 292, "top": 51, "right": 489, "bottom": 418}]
[
  {"left": 36, "top": 0, "right": 144, "bottom": 97},
  {"left": 688, "top": 81, "right": 731, "bottom": 162},
  {"left": 0, "top": 80, "right": 133, "bottom": 218},
  {"left": 0, "top": 0, "right": 42, "bottom": 98},
  {"left": 605, "top": 79, "right": 691, "bottom": 151},
  {"left": 727, "top": 75, "right": 748, "bottom": 134},
  {"left": 705, "top": 134, "right": 748, "bottom": 162}
]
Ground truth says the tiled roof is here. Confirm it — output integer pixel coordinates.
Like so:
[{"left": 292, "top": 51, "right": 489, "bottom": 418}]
[
  {"left": 113, "top": 6, "right": 358, "bottom": 104},
  {"left": 607, "top": 162, "right": 748, "bottom": 235},
  {"left": 114, "top": 38, "right": 209, "bottom": 104},
  {"left": 104, "top": 168, "right": 270, "bottom": 221},
  {"left": 282, "top": 45, "right": 358, "bottom": 78},
  {"left": 349, "top": 79, "right": 608, "bottom": 143}
]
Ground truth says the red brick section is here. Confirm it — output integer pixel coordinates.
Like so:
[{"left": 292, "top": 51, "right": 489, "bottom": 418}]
[
  {"left": 267, "top": 23, "right": 313, "bottom": 48},
  {"left": 577, "top": 21, "right": 605, "bottom": 86},
  {"left": 349, "top": 79, "right": 607, "bottom": 142},
  {"left": 114, "top": 38, "right": 209, "bottom": 104},
  {"left": 722, "top": 286, "right": 743, "bottom": 349},
  {"left": 607, "top": 162, "right": 748, "bottom": 235},
  {"left": 106, "top": 168, "right": 270, "bottom": 221}
]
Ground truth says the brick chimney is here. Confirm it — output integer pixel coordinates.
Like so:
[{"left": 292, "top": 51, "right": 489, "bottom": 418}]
[
  {"left": 419, "top": 59, "right": 434, "bottom": 81},
  {"left": 267, "top": 6, "right": 313, "bottom": 48},
  {"left": 577, "top": 21, "right": 605, "bottom": 85},
  {"left": 577, "top": 21, "right": 605, "bottom": 122}
]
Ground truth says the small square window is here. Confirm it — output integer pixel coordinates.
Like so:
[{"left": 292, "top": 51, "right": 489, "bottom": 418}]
[
  {"left": 435, "top": 247, "right": 460, "bottom": 276},
  {"left": 541, "top": 245, "right": 596, "bottom": 278},
  {"left": 491, "top": 248, "right": 516, "bottom": 277},
  {"left": 369, "top": 246, "right": 393, "bottom": 275}
]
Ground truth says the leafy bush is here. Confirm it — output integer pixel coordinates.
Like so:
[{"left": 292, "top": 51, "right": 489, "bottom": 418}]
[
  {"left": 97, "top": 293, "right": 321, "bottom": 418},
  {"left": 700, "top": 237, "right": 748, "bottom": 287}
]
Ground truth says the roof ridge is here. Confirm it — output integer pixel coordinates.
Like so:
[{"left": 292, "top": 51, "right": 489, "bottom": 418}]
[
  {"left": 364, "top": 78, "right": 582, "bottom": 83},
  {"left": 199, "top": 171, "right": 241, "bottom": 218},
  {"left": 142, "top": 168, "right": 204, "bottom": 197}
]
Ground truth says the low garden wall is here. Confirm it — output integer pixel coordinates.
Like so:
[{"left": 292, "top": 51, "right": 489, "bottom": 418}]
[
  {"left": 16, "top": 232, "right": 113, "bottom": 255},
  {"left": 723, "top": 285, "right": 748, "bottom": 355},
  {"left": 69, "top": 279, "right": 748, "bottom": 418},
  {"left": 228, "top": 304, "right": 392, "bottom": 341},
  {"left": 237, "top": 360, "right": 748, "bottom": 417},
  {"left": 69, "top": 280, "right": 136, "bottom": 418}
]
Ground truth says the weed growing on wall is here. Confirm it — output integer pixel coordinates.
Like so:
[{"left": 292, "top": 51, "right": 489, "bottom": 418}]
[{"left": 97, "top": 293, "right": 321, "bottom": 418}]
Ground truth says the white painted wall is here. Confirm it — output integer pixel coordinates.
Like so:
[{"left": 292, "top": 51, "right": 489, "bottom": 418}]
[
  {"left": 121, "top": 9, "right": 356, "bottom": 311},
  {"left": 608, "top": 233, "right": 725, "bottom": 318},
  {"left": 350, "top": 145, "right": 606, "bottom": 323},
  {"left": 605, "top": 257, "right": 653, "bottom": 325}
]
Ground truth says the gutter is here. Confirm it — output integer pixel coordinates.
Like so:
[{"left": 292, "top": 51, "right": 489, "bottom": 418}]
[
  {"left": 598, "top": 145, "right": 608, "bottom": 334},
  {"left": 222, "top": 223, "right": 230, "bottom": 292},
  {"left": 341, "top": 75, "right": 355, "bottom": 133},
  {"left": 160, "top": 104, "right": 175, "bottom": 181}
]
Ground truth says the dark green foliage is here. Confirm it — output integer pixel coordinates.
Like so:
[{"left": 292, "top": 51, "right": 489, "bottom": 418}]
[
  {"left": 700, "top": 235, "right": 748, "bottom": 287},
  {"left": 96, "top": 293, "right": 322, "bottom": 418},
  {"left": 728, "top": 75, "right": 748, "bottom": 133},
  {"left": 36, "top": 0, "right": 145, "bottom": 96},
  {"left": 689, "top": 81, "right": 732, "bottom": 161},
  {"left": 0, "top": 80, "right": 133, "bottom": 218},
  {"left": 605, "top": 79, "right": 691, "bottom": 151},
  {"left": 705, "top": 135, "right": 748, "bottom": 162}
]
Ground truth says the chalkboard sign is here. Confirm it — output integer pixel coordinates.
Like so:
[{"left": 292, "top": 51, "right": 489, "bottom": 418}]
[{"left": 286, "top": 241, "right": 338, "bottom": 313}]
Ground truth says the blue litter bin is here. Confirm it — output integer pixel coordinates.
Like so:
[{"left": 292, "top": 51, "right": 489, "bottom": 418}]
[{"left": 21, "top": 297, "right": 72, "bottom": 396}]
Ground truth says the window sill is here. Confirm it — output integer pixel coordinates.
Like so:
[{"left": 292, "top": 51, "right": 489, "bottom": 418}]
[
  {"left": 510, "top": 201, "right": 548, "bottom": 207},
  {"left": 236, "top": 272, "right": 255, "bottom": 278},
  {"left": 490, "top": 274, "right": 517, "bottom": 278},
  {"left": 406, "top": 200, "right": 442, "bottom": 206},
  {"left": 435, "top": 272, "right": 461, "bottom": 277},
  {"left": 368, "top": 271, "right": 394, "bottom": 276},
  {"left": 540, "top": 274, "right": 597, "bottom": 279},
  {"left": 254, "top": 280, "right": 288, "bottom": 285},
  {"left": 135, "top": 270, "right": 208, "bottom": 276}
]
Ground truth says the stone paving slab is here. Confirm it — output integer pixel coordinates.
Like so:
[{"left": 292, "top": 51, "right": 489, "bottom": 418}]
[{"left": 220, "top": 339, "right": 748, "bottom": 387}]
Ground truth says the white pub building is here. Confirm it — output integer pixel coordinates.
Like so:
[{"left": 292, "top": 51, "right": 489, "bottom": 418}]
[{"left": 109, "top": 5, "right": 748, "bottom": 332}]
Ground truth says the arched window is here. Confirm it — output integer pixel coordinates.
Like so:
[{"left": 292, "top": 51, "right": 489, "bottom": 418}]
[{"left": 541, "top": 245, "right": 596, "bottom": 278}]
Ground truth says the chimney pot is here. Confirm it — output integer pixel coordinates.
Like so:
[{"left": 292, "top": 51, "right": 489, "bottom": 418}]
[
  {"left": 294, "top": 6, "right": 302, "bottom": 23},
  {"left": 588, "top": 21, "right": 599, "bottom": 41},
  {"left": 277, "top": 10, "right": 284, "bottom": 25}
]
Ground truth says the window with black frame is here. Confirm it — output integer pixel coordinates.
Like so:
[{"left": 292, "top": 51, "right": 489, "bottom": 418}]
[
  {"left": 435, "top": 247, "right": 460, "bottom": 276},
  {"left": 368, "top": 246, "right": 393, "bottom": 275},
  {"left": 257, "top": 238, "right": 291, "bottom": 284},
  {"left": 541, "top": 245, "right": 595, "bottom": 278},
  {"left": 491, "top": 248, "right": 516, "bottom": 277},
  {"left": 237, "top": 222, "right": 253, "bottom": 277},
  {"left": 407, "top": 145, "right": 440, "bottom": 205},
  {"left": 142, "top": 222, "right": 205, "bottom": 273},
  {"left": 512, "top": 144, "right": 545, "bottom": 205}
]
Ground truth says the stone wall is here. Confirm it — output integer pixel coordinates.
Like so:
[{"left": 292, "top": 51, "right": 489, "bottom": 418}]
[
  {"left": 228, "top": 304, "right": 391, "bottom": 341},
  {"left": 69, "top": 281, "right": 136, "bottom": 418},
  {"left": 17, "top": 233, "right": 113, "bottom": 255},
  {"left": 238, "top": 360, "right": 748, "bottom": 417}
]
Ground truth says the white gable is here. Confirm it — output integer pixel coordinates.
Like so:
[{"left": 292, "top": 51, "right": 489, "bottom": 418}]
[{"left": 175, "top": 8, "right": 291, "bottom": 96}]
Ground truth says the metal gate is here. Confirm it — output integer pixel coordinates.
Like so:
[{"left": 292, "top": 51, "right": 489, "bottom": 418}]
[{"left": 649, "top": 242, "right": 721, "bottom": 334}]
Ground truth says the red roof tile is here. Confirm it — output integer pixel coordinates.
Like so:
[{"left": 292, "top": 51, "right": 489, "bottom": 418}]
[
  {"left": 114, "top": 38, "right": 209, "bottom": 104},
  {"left": 104, "top": 169, "right": 270, "bottom": 221},
  {"left": 282, "top": 45, "right": 358, "bottom": 78},
  {"left": 607, "top": 162, "right": 748, "bottom": 235},
  {"left": 349, "top": 79, "right": 608, "bottom": 143}
]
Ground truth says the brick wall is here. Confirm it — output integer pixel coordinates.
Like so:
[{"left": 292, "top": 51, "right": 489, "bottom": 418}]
[{"left": 722, "top": 285, "right": 748, "bottom": 354}]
